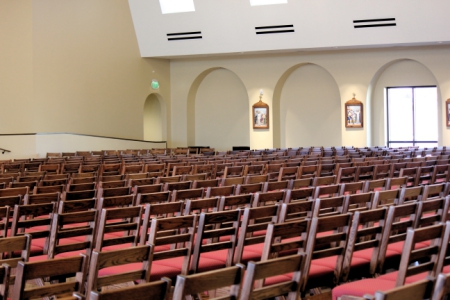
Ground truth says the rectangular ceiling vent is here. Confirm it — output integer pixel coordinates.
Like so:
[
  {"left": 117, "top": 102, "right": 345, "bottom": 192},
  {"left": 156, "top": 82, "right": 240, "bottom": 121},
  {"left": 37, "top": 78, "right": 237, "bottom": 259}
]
[
  {"left": 167, "top": 31, "right": 202, "bottom": 41},
  {"left": 255, "top": 25, "right": 294, "bottom": 35},
  {"left": 353, "top": 18, "right": 396, "bottom": 29}
]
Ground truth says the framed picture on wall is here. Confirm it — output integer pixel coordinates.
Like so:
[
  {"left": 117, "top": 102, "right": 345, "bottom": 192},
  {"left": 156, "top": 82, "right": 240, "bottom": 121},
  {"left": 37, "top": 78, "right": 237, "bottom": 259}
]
[
  {"left": 345, "top": 96, "right": 363, "bottom": 128},
  {"left": 253, "top": 99, "right": 269, "bottom": 129},
  {"left": 446, "top": 99, "right": 450, "bottom": 127}
]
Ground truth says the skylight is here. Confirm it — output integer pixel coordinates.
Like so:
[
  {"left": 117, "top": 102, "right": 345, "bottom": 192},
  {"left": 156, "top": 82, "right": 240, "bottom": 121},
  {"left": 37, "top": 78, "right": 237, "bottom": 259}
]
[
  {"left": 159, "top": 0, "right": 195, "bottom": 14},
  {"left": 250, "top": 0, "right": 288, "bottom": 6}
]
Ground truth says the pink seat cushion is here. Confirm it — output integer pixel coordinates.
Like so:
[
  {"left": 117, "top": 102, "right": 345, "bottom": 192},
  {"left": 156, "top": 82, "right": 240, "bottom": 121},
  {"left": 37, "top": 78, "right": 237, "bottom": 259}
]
[{"left": 332, "top": 278, "right": 396, "bottom": 300}]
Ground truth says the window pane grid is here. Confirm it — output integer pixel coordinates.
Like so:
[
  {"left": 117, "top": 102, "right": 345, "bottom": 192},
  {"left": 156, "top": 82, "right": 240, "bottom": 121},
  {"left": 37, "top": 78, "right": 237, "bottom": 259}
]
[{"left": 387, "top": 86, "right": 437, "bottom": 148}]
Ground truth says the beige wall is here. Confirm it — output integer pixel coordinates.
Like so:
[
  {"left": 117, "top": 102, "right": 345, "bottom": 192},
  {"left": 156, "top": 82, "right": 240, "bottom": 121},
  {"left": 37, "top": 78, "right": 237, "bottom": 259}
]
[
  {"left": 0, "top": 1, "right": 34, "bottom": 134},
  {"left": 3, "top": 1, "right": 450, "bottom": 154},
  {"left": 171, "top": 46, "right": 450, "bottom": 149},
  {"left": 1, "top": 0, "right": 170, "bottom": 145},
  {"left": 0, "top": 134, "right": 165, "bottom": 160}
]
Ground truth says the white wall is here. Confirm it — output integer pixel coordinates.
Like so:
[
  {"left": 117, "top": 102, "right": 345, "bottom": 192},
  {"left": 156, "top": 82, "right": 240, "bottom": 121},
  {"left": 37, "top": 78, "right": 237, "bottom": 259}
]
[
  {"left": 371, "top": 59, "right": 439, "bottom": 146},
  {"left": 144, "top": 94, "right": 164, "bottom": 141},
  {"left": 194, "top": 69, "right": 249, "bottom": 151},
  {"left": 0, "top": 134, "right": 165, "bottom": 160},
  {"left": 170, "top": 46, "right": 450, "bottom": 150},
  {"left": 280, "top": 64, "right": 341, "bottom": 147},
  {"left": 129, "top": 0, "right": 450, "bottom": 57}
]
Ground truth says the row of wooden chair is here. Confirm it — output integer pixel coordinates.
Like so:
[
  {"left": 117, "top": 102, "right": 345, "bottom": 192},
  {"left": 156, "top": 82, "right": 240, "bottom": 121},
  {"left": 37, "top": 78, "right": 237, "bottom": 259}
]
[{"left": 0, "top": 178, "right": 450, "bottom": 298}]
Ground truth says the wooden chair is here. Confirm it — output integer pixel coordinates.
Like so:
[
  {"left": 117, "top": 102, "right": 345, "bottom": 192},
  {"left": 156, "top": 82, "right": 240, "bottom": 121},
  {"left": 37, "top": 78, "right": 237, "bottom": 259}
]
[
  {"left": 0, "top": 234, "right": 31, "bottom": 300},
  {"left": 173, "top": 264, "right": 244, "bottom": 300},
  {"left": 218, "top": 194, "right": 254, "bottom": 211},
  {"left": 339, "top": 181, "right": 364, "bottom": 195},
  {"left": 70, "top": 176, "right": 96, "bottom": 184},
  {"left": 422, "top": 183, "right": 449, "bottom": 200},
  {"left": 234, "top": 205, "right": 280, "bottom": 264},
  {"left": 163, "top": 181, "right": 192, "bottom": 191},
  {"left": 252, "top": 190, "right": 285, "bottom": 207},
  {"left": 171, "top": 165, "right": 193, "bottom": 177},
  {"left": 340, "top": 207, "right": 388, "bottom": 282},
  {"left": 86, "top": 245, "right": 153, "bottom": 296},
  {"left": 290, "top": 177, "right": 313, "bottom": 190},
  {"left": 372, "top": 189, "right": 402, "bottom": 208},
  {"left": 121, "top": 163, "right": 144, "bottom": 175},
  {"left": 399, "top": 167, "right": 420, "bottom": 187},
  {"left": 0, "top": 186, "right": 29, "bottom": 198},
  {"left": 265, "top": 163, "right": 283, "bottom": 182},
  {"left": 182, "top": 173, "right": 207, "bottom": 181},
  {"left": 312, "top": 196, "right": 347, "bottom": 217},
  {"left": 262, "top": 180, "right": 290, "bottom": 192},
  {"left": 297, "top": 165, "right": 318, "bottom": 178},
  {"left": 13, "top": 255, "right": 87, "bottom": 300},
  {"left": 97, "top": 186, "right": 132, "bottom": 199},
  {"left": 301, "top": 214, "right": 353, "bottom": 294},
  {"left": 399, "top": 186, "right": 424, "bottom": 204},
  {"left": 190, "top": 210, "right": 241, "bottom": 274},
  {"left": 244, "top": 164, "right": 265, "bottom": 176},
  {"left": 277, "top": 166, "right": 298, "bottom": 181},
  {"left": 244, "top": 174, "right": 269, "bottom": 184},
  {"left": 333, "top": 223, "right": 450, "bottom": 300},
  {"left": 377, "top": 202, "right": 420, "bottom": 273},
  {"left": 90, "top": 278, "right": 172, "bottom": 300},
  {"left": 372, "top": 164, "right": 391, "bottom": 180},
  {"left": 312, "top": 175, "right": 336, "bottom": 187},
  {"left": 136, "top": 191, "right": 171, "bottom": 205},
  {"left": 415, "top": 197, "right": 449, "bottom": 228},
  {"left": 98, "top": 180, "right": 127, "bottom": 189},
  {"left": 62, "top": 189, "right": 96, "bottom": 201},
  {"left": 183, "top": 197, "right": 220, "bottom": 215},
  {"left": 192, "top": 164, "right": 214, "bottom": 179},
  {"left": 336, "top": 167, "right": 358, "bottom": 183},
  {"left": 10, "top": 203, "right": 56, "bottom": 257},
  {"left": 220, "top": 176, "right": 245, "bottom": 186},
  {"left": 431, "top": 164, "right": 450, "bottom": 183},
  {"left": 147, "top": 215, "right": 197, "bottom": 281},
  {"left": 192, "top": 178, "right": 219, "bottom": 189},
  {"left": 38, "top": 163, "right": 60, "bottom": 174},
  {"left": 363, "top": 178, "right": 388, "bottom": 193},
  {"left": 239, "top": 253, "right": 305, "bottom": 300},
  {"left": 345, "top": 192, "right": 376, "bottom": 212},
  {"left": 24, "top": 191, "right": 60, "bottom": 205},
  {"left": 47, "top": 210, "right": 97, "bottom": 261},
  {"left": 313, "top": 183, "right": 340, "bottom": 198},
  {"left": 57, "top": 198, "right": 97, "bottom": 213},
  {"left": 133, "top": 183, "right": 164, "bottom": 196},
  {"left": 66, "top": 182, "right": 97, "bottom": 192},
  {"left": 355, "top": 165, "right": 375, "bottom": 181},
  {"left": 94, "top": 206, "right": 142, "bottom": 252},
  {"left": 129, "top": 177, "right": 156, "bottom": 188},
  {"left": 205, "top": 185, "right": 235, "bottom": 198},
  {"left": 432, "top": 273, "right": 450, "bottom": 300},
  {"left": 33, "top": 184, "right": 64, "bottom": 194},
  {"left": 99, "top": 163, "right": 122, "bottom": 177},
  {"left": 235, "top": 182, "right": 264, "bottom": 195},
  {"left": 223, "top": 166, "right": 246, "bottom": 178},
  {"left": 386, "top": 176, "right": 408, "bottom": 190},
  {"left": 171, "top": 188, "right": 204, "bottom": 202}
]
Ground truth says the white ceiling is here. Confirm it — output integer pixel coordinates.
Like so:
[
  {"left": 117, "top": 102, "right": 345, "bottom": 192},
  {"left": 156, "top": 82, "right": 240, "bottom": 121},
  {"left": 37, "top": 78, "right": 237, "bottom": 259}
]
[{"left": 128, "top": 0, "right": 450, "bottom": 58}]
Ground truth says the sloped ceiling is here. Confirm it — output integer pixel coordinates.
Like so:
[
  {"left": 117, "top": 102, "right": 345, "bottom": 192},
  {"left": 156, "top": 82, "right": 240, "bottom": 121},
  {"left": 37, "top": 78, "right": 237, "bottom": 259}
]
[{"left": 128, "top": 0, "right": 450, "bottom": 58}]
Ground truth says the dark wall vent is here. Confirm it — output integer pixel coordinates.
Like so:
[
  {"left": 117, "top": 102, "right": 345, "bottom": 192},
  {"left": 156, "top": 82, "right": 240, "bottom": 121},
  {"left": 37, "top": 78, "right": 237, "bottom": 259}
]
[
  {"left": 167, "top": 31, "right": 202, "bottom": 41},
  {"left": 255, "top": 25, "right": 294, "bottom": 35},
  {"left": 353, "top": 18, "right": 396, "bottom": 29}
]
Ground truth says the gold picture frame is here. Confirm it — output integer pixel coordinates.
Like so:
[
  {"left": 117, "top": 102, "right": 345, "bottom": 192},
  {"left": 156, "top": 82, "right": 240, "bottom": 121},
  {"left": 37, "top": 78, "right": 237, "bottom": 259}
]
[
  {"left": 345, "top": 96, "right": 363, "bottom": 128},
  {"left": 252, "top": 99, "right": 269, "bottom": 129}
]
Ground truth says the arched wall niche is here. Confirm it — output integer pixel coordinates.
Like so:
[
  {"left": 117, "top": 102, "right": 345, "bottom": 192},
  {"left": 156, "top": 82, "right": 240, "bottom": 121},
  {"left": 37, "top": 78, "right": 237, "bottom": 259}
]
[
  {"left": 368, "top": 59, "right": 441, "bottom": 146},
  {"left": 143, "top": 93, "right": 167, "bottom": 141},
  {"left": 273, "top": 63, "right": 342, "bottom": 148},
  {"left": 187, "top": 67, "right": 250, "bottom": 151}
]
